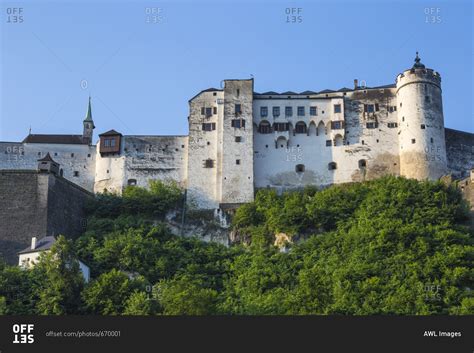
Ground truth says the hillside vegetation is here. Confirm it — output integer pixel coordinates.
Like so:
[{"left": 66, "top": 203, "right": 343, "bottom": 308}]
[{"left": 1, "top": 177, "right": 473, "bottom": 315}]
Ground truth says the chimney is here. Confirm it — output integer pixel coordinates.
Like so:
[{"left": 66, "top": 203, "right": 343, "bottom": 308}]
[
  {"left": 354, "top": 79, "right": 358, "bottom": 89},
  {"left": 31, "top": 237, "right": 37, "bottom": 250}
]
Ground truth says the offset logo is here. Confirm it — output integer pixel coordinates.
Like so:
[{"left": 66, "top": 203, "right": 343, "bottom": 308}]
[{"left": 12, "top": 324, "right": 34, "bottom": 344}]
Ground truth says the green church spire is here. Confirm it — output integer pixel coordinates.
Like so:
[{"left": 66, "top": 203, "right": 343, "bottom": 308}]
[{"left": 84, "top": 96, "right": 93, "bottom": 122}]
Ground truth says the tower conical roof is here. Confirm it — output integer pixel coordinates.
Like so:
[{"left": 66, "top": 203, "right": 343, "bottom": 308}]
[{"left": 84, "top": 96, "right": 93, "bottom": 122}]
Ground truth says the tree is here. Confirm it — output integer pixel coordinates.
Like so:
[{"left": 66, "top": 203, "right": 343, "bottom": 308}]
[
  {"left": 154, "top": 275, "right": 218, "bottom": 315},
  {"left": 123, "top": 291, "right": 153, "bottom": 315},
  {"left": 82, "top": 269, "right": 142, "bottom": 315},
  {"left": 33, "top": 235, "right": 85, "bottom": 315}
]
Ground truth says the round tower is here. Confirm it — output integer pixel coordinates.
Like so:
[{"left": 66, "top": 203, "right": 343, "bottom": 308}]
[{"left": 396, "top": 52, "right": 447, "bottom": 180}]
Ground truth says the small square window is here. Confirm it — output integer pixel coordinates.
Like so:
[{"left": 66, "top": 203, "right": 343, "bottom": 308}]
[
  {"left": 411, "top": 139, "right": 416, "bottom": 144},
  {"left": 71, "top": 153, "right": 74, "bottom": 157},
  {"left": 235, "top": 104, "right": 242, "bottom": 114},
  {"left": 310, "top": 107, "right": 317, "bottom": 116},
  {"left": 54, "top": 152, "right": 58, "bottom": 156},
  {"left": 260, "top": 106, "right": 268, "bottom": 117},
  {"left": 285, "top": 106, "right": 293, "bottom": 117},
  {"left": 326, "top": 140, "right": 332, "bottom": 147},
  {"left": 272, "top": 106, "right": 280, "bottom": 117},
  {"left": 295, "top": 164, "right": 305, "bottom": 173},
  {"left": 73, "top": 171, "right": 79, "bottom": 177},
  {"left": 297, "top": 106, "right": 305, "bottom": 116},
  {"left": 421, "top": 124, "right": 425, "bottom": 129},
  {"left": 205, "top": 107, "right": 212, "bottom": 117},
  {"left": 235, "top": 136, "right": 242, "bottom": 142},
  {"left": 334, "top": 104, "right": 342, "bottom": 113},
  {"left": 204, "top": 159, "right": 214, "bottom": 168},
  {"left": 236, "top": 159, "right": 241, "bottom": 165},
  {"left": 213, "top": 107, "right": 217, "bottom": 115},
  {"left": 87, "top": 154, "right": 91, "bottom": 157}
]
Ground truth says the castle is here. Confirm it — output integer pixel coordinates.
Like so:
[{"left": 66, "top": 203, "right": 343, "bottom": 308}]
[{"left": 1, "top": 54, "right": 474, "bottom": 210}]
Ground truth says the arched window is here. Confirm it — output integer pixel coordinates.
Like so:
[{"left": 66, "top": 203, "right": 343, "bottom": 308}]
[
  {"left": 308, "top": 121, "right": 317, "bottom": 136},
  {"left": 295, "top": 164, "right": 305, "bottom": 173},
  {"left": 276, "top": 136, "right": 287, "bottom": 149},
  {"left": 358, "top": 159, "right": 367, "bottom": 168},
  {"left": 328, "top": 162, "right": 337, "bottom": 170},
  {"left": 258, "top": 121, "right": 272, "bottom": 134},
  {"left": 295, "top": 121, "right": 307, "bottom": 134},
  {"left": 317, "top": 121, "right": 325, "bottom": 136},
  {"left": 334, "top": 134, "right": 343, "bottom": 146}
]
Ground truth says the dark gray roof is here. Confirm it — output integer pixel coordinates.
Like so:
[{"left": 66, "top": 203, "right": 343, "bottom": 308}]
[
  {"left": 318, "top": 89, "right": 336, "bottom": 93},
  {"left": 99, "top": 129, "right": 122, "bottom": 137},
  {"left": 23, "top": 134, "right": 87, "bottom": 145},
  {"left": 337, "top": 87, "right": 352, "bottom": 92},
  {"left": 261, "top": 91, "right": 279, "bottom": 95},
  {"left": 18, "top": 236, "right": 56, "bottom": 254},
  {"left": 37, "top": 152, "right": 57, "bottom": 163},
  {"left": 300, "top": 90, "right": 318, "bottom": 95},
  {"left": 281, "top": 91, "right": 298, "bottom": 95}
]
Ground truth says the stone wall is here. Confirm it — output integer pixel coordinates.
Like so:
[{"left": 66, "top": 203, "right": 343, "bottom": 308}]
[
  {"left": 445, "top": 128, "right": 474, "bottom": 179},
  {"left": 0, "top": 170, "right": 92, "bottom": 264}
]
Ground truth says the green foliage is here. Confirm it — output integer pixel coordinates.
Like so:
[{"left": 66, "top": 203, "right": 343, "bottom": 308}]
[
  {"left": 33, "top": 236, "right": 85, "bottom": 315},
  {"left": 2, "top": 176, "right": 472, "bottom": 316},
  {"left": 154, "top": 275, "right": 218, "bottom": 315},
  {"left": 86, "top": 180, "right": 182, "bottom": 219},
  {"left": 82, "top": 269, "right": 145, "bottom": 315}
]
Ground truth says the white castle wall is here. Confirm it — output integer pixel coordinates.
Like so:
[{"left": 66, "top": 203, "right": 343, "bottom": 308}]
[{"left": 0, "top": 142, "right": 96, "bottom": 191}]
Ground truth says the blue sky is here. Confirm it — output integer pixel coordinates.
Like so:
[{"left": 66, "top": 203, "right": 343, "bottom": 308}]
[{"left": 1, "top": 0, "right": 472, "bottom": 142}]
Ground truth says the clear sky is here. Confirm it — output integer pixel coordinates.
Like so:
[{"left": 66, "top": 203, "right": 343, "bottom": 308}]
[{"left": 0, "top": 0, "right": 472, "bottom": 142}]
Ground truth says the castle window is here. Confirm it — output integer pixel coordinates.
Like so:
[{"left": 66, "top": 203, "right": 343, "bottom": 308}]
[
  {"left": 421, "top": 124, "right": 426, "bottom": 129},
  {"left": 213, "top": 107, "right": 217, "bottom": 115},
  {"left": 402, "top": 117, "right": 405, "bottom": 122},
  {"left": 60, "top": 169, "right": 63, "bottom": 177},
  {"left": 128, "top": 179, "right": 137, "bottom": 186},
  {"left": 328, "top": 162, "right": 337, "bottom": 170},
  {"left": 358, "top": 159, "right": 367, "bottom": 168},
  {"left": 425, "top": 96, "right": 431, "bottom": 103},
  {"left": 430, "top": 137, "right": 434, "bottom": 144},
  {"left": 236, "top": 159, "right": 241, "bottom": 165},
  {"left": 235, "top": 136, "right": 242, "bottom": 143},
  {"left": 73, "top": 171, "right": 79, "bottom": 177},
  {"left": 202, "top": 123, "right": 216, "bottom": 131},
  {"left": 362, "top": 140, "right": 365, "bottom": 145},
  {"left": 366, "top": 122, "right": 378, "bottom": 129},
  {"left": 71, "top": 153, "right": 74, "bottom": 157},
  {"left": 297, "top": 106, "right": 305, "bottom": 116},
  {"left": 388, "top": 122, "right": 398, "bottom": 128},
  {"left": 375, "top": 103, "right": 379, "bottom": 111},
  {"left": 231, "top": 119, "right": 245, "bottom": 128},
  {"left": 205, "top": 107, "right": 212, "bottom": 117},
  {"left": 326, "top": 140, "right": 332, "bottom": 147},
  {"left": 258, "top": 121, "right": 272, "bottom": 134},
  {"left": 331, "top": 121, "right": 344, "bottom": 130},
  {"left": 54, "top": 152, "right": 58, "bottom": 156},
  {"left": 295, "top": 164, "right": 305, "bottom": 173},
  {"left": 265, "top": 144, "right": 268, "bottom": 148},
  {"left": 204, "top": 159, "right": 214, "bottom": 168},
  {"left": 272, "top": 106, "right": 280, "bottom": 117},
  {"left": 310, "top": 106, "right": 317, "bottom": 116},
  {"left": 334, "top": 104, "right": 342, "bottom": 113},
  {"left": 273, "top": 123, "right": 289, "bottom": 132},
  {"left": 201, "top": 107, "right": 205, "bottom": 115},
  {"left": 411, "top": 139, "right": 416, "bottom": 144},
  {"left": 213, "top": 92, "right": 217, "bottom": 96},
  {"left": 181, "top": 145, "right": 185, "bottom": 148},
  {"left": 400, "top": 102, "right": 403, "bottom": 107},
  {"left": 235, "top": 104, "right": 242, "bottom": 115},
  {"left": 260, "top": 106, "right": 268, "bottom": 117},
  {"left": 364, "top": 104, "right": 374, "bottom": 113},
  {"left": 285, "top": 106, "right": 293, "bottom": 117},
  {"left": 295, "top": 121, "right": 307, "bottom": 134},
  {"left": 237, "top": 89, "right": 240, "bottom": 97},
  {"left": 87, "top": 154, "right": 91, "bottom": 157},
  {"left": 207, "top": 141, "right": 210, "bottom": 145}
]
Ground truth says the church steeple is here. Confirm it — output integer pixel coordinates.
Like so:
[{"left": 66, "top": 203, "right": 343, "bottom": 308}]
[{"left": 83, "top": 96, "right": 95, "bottom": 145}]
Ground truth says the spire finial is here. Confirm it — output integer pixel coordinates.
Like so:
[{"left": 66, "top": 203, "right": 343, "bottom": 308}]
[{"left": 412, "top": 51, "right": 425, "bottom": 69}]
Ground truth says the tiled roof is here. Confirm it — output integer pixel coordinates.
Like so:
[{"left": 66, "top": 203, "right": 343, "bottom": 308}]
[
  {"left": 23, "top": 134, "right": 87, "bottom": 145},
  {"left": 99, "top": 129, "right": 122, "bottom": 137}
]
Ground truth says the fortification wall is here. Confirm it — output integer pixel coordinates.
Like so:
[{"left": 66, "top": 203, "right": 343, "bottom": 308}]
[{"left": 0, "top": 170, "right": 92, "bottom": 264}]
